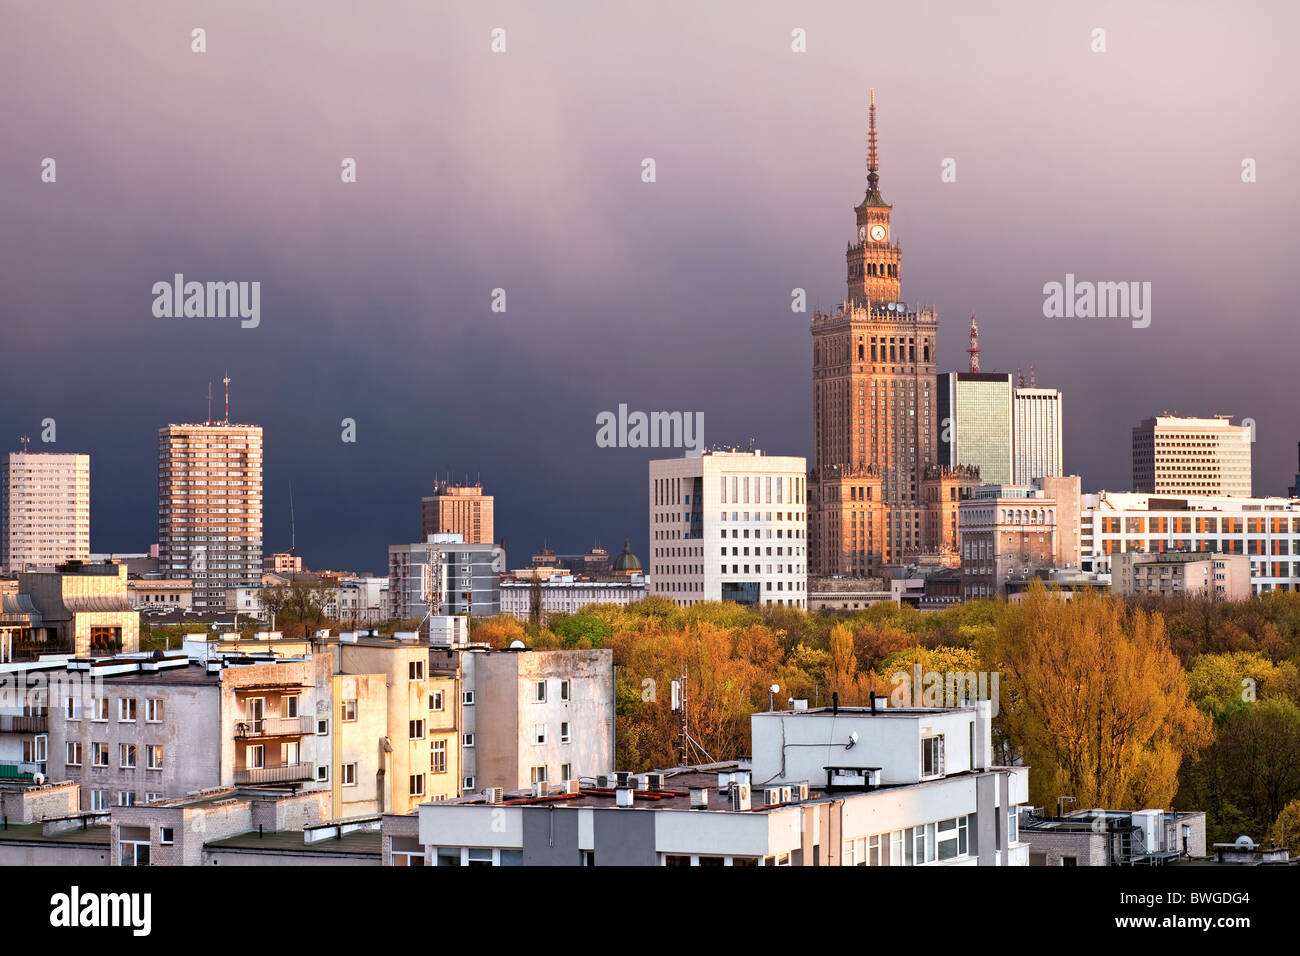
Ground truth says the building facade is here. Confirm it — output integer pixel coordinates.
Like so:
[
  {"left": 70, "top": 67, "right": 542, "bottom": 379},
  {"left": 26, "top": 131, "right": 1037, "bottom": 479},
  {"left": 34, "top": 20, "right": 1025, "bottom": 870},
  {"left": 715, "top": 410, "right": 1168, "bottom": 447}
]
[
  {"left": 938, "top": 372, "right": 1014, "bottom": 488},
  {"left": 1112, "top": 551, "right": 1252, "bottom": 601},
  {"left": 1081, "top": 491, "right": 1298, "bottom": 593},
  {"left": 421, "top": 482, "right": 494, "bottom": 545},
  {"left": 388, "top": 535, "right": 504, "bottom": 619},
  {"left": 1132, "top": 415, "right": 1252, "bottom": 497},
  {"left": 648, "top": 451, "right": 807, "bottom": 608},
  {"left": 500, "top": 575, "right": 646, "bottom": 621},
  {"left": 1, "top": 452, "right": 90, "bottom": 572},
  {"left": 1012, "top": 387, "right": 1064, "bottom": 485},
  {"left": 158, "top": 422, "right": 264, "bottom": 611},
  {"left": 958, "top": 480, "right": 1084, "bottom": 600}
]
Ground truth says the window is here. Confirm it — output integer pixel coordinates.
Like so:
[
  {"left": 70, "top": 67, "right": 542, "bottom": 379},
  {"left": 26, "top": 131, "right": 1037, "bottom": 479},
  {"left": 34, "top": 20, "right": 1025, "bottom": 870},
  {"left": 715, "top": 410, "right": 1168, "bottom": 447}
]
[
  {"left": 559, "top": 680, "right": 571, "bottom": 701},
  {"left": 24, "top": 734, "right": 47, "bottom": 763},
  {"left": 410, "top": 719, "right": 425, "bottom": 740},
  {"left": 342, "top": 699, "right": 357, "bottom": 722},
  {"left": 65, "top": 697, "right": 82, "bottom": 720},
  {"left": 316, "top": 718, "right": 329, "bottom": 736},
  {"left": 1007, "top": 806, "right": 1019, "bottom": 845},
  {"left": 431, "top": 740, "right": 447, "bottom": 774},
  {"left": 921, "top": 735, "right": 945, "bottom": 777},
  {"left": 92, "top": 698, "right": 109, "bottom": 722},
  {"left": 530, "top": 765, "right": 547, "bottom": 784},
  {"left": 409, "top": 660, "right": 425, "bottom": 681},
  {"left": 561, "top": 763, "right": 572, "bottom": 780},
  {"left": 118, "top": 791, "right": 137, "bottom": 807},
  {"left": 282, "top": 694, "right": 299, "bottom": 718},
  {"left": 90, "top": 790, "right": 108, "bottom": 811},
  {"left": 159, "top": 827, "right": 175, "bottom": 845},
  {"left": 430, "top": 691, "right": 445, "bottom": 712},
  {"left": 145, "top": 793, "right": 162, "bottom": 803},
  {"left": 316, "top": 766, "right": 330, "bottom": 782},
  {"left": 409, "top": 774, "right": 426, "bottom": 797},
  {"left": 463, "top": 733, "right": 474, "bottom": 748},
  {"left": 342, "top": 763, "right": 358, "bottom": 786},
  {"left": 146, "top": 745, "right": 163, "bottom": 770},
  {"left": 532, "top": 723, "right": 546, "bottom": 745},
  {"left": 560, "top": 721, "right": 571, "bottom": 743},
  {"left": 119, "top": 838, "right": 149, "bottom": 866},
  {"left": 938, "top": 816, "right": 969, "bottom": 860},
  {"left": 463, "top": 776, "right": 475, "bottom": 790},
  {"left": 119, "top": 698, "right": 137, "bottom": 723},
  {"left": 92, "top": 742, "right": 109, "bottom": 767},
  {"left": 533, "top": 680, "right": 547, "bottom": 702},
  {"left": 145, "top": 698, "right": 163, "bottom": 722},
  {"left": 66, "top": 741, "right": 82, "bottom": 766},
  {"left": 119, "top": 743, "right": 137, "bottom": 769},
  {"left": 462, "top": 691, "right": 474, "bottom": 705}
]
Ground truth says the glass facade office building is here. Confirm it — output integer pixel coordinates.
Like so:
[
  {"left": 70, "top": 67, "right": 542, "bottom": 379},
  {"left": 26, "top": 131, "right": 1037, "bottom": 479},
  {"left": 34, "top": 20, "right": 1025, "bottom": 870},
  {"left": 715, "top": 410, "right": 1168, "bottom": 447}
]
[{"left": 938, "top": 372, "right": 1013, "bottom": 487}]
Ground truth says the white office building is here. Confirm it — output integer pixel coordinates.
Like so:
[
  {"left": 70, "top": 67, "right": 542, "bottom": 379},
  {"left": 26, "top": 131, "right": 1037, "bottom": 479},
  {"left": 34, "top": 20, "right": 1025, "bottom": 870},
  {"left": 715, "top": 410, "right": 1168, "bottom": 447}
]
[
  {"left": 1013, "top": 388, "right": 1063, "bottom": 485},
  {"left": 1, "top": 452, "right": 90, "bottom": 572},
  {"left": 648, "top": 451, "right": 807, "bottom": 608},
  {"left": 1131, "top": 415, "right": 1252, "bottom": 497}
]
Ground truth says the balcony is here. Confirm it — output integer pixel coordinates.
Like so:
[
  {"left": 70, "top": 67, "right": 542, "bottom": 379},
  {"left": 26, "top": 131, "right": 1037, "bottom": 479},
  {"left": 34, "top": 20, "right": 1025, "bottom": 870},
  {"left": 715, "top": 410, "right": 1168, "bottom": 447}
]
[
  {"left": 0, "top": 714, "right": 48, "bottom": 733},
  {"left": 233, "top": 715, "right": 314, "bottom": 739},
  {"left": 234, "top": 762, "right": 313, "bottom": 785}
]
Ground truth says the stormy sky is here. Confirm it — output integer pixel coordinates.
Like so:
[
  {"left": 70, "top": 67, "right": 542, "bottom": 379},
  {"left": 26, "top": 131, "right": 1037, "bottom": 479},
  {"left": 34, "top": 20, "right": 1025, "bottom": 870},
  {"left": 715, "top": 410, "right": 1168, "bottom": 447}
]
[{"left": 2, "top": 0, "right": 1297, "bottom": 572}]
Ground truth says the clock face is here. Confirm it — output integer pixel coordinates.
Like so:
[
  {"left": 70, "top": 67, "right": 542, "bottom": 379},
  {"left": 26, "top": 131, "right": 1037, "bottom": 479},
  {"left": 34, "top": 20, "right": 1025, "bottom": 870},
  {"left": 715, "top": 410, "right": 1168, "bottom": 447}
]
[{"left": 869, "top": 224, "right": 887, "bottom": 242}]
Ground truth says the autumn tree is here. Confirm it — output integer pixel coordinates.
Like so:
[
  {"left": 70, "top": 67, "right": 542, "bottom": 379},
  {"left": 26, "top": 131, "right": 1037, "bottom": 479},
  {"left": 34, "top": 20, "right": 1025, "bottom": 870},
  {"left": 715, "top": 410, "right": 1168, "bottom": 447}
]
[{"left": 985, "top": 582, "right": 1210, "bottom": 810}]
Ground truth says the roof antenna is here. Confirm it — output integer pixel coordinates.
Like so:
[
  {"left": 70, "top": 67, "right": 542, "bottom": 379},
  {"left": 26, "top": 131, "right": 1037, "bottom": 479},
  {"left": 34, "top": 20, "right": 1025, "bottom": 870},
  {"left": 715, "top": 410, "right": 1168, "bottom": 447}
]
[
  {"left": 207, "top": 381, "right": 213, "bottom": 424},
  {"left": 1029, "top": 364, "right": 1036, "bottom": 387},
  {"left": 19, "top": 434, "right": 31, "bottom": 453},
  {"left": 289, "top": 480, "right": 296, "bottom": 555},
  {"left": 967, "top": 314, "right": 980, "bottom": 373},
  {"left": 223, "top": 371, "right": 231, "bottom": 425},
  {"left": 1017, "top": 367, "right": 1025, "bottom": 388}
]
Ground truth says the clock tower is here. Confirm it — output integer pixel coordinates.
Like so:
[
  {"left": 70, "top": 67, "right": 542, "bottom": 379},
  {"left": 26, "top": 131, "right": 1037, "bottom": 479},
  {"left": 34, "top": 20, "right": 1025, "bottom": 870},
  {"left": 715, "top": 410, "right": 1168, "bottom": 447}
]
[{"left": 846, "top": 90, "right": 901, "bottom": 306}]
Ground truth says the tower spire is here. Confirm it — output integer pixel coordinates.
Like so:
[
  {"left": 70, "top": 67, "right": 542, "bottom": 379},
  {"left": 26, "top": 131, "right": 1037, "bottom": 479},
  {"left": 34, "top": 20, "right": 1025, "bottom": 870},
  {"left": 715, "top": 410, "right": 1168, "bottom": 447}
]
[
  {"left": 967, "top": 314, "right": 981, "bottom": 373},
  {"left": 867, "top": 89, "right": 880, "bottom": 196}
]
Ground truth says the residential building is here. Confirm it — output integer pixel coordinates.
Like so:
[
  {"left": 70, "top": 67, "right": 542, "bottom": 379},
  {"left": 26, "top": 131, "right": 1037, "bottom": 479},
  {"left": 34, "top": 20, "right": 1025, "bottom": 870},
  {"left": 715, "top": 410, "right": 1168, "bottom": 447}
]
[
  {"left": 1081, "top": 491, "right": 1300, "bottom": 593},
  {"left": 1013, "top": 386, "right": 1064, "bottom": 484},
  {"left": 938, "top": 371, "right": 1015, "bottom": 487},
  {"left": 388, "top": 535, "right": 504, "bottom": 619},
  {"left": 649, "top": 450, "right": 807, "bottom": 608},
  {"left": 1, "top": 452, "right": 89, "bottom": 572},
  {"left": 327, "top": 576, "right": 388, "bottom": 625},
  {"left": 127, "top": 578, "right": 193, "bottom": 612},
  {"left": 1020, "top": 807, "right": 1207, "bottom": 866},
  {"left": 158, "top": 420, "right": 264, "bottom": 611},
  {"left": 1132, "top": 415, "right": 1252, "bottom": 497},
  {"left": 421, "top": 481, "right": 494, "bottom": 544},
  {"left": 430, "top": 646, "right": 614, "bottom": 794},
  {"left": 396, "top": 698, "right": 1028, "bottom": 866},
  {"left": 264, "top": 552, "right": 304, "bottom": 574},
  {"left": 1111, "top": 551, "right": 1252, "bottom": 600},
  {"left": 3, "top": 561, "right": 140, "bottom": 660}
]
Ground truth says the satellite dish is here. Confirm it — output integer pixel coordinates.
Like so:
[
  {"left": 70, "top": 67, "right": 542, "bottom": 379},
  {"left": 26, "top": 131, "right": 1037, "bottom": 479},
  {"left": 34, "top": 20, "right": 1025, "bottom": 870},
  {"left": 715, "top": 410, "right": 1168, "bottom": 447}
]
[
  {"left": 1234, "top": 835, "right": 1256, "bottom": 849},
  {"left": 32, "top": 772, "right": 46, "bottom": 785},
  {"left": 509, "top": 640, "right": 526, "bottom": 649}
]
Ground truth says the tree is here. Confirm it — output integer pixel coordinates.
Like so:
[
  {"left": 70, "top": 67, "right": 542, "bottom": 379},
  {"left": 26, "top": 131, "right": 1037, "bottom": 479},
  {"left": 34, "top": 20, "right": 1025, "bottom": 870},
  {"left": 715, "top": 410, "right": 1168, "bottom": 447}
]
[
  {"left": 1267, "top": 798, "right": 1300, "bottom": 855},
  {"left": 986, "top": 581, "right": 1210, "bottom": 809},
  {"left": 260, "top": 579, "right": 337, "bottom": 639}
]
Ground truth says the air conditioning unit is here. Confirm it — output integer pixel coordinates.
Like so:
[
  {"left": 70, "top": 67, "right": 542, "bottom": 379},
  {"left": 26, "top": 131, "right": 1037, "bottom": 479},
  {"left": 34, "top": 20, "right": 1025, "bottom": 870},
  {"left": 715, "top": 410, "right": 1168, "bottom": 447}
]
[
  {"left": 764, "top": 787, "right": 784, "bottom": 807},
  {"left": 565, "top": 779, "right": 581, "bottom": 796},
  {"left": 531, "top": 781, "right": 548, "bottom": 798},
  {"left": 689, "top": 787, "right": 709, "bottom": 809},
  {"left": 730, "top": 783, "right": 751, "bottom": 812},
  {"left": 615, "top": 771, "right": 633, "bottom": 787},
  {"left": 644, "top": 772, "right": 665, "bottom": 790},
  {"left": 598, "top": 774, "right": 618, "bottom": 789},
  {"left": 780, "top": 786, "right": 793, "bottom": 804},
  {"left": 483, "top": 787, "right": 504, "bottom": 804},
  {"left": 790, "top": 782, "right": 810, "bottom": 802}
]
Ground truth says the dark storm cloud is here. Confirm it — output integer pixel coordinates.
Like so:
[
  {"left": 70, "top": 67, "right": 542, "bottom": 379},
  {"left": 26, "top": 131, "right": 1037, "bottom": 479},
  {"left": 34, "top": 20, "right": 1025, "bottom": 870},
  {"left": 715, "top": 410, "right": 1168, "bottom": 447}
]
[{"left": 1, "top": 0, "right": 1297, "bottom": 569}]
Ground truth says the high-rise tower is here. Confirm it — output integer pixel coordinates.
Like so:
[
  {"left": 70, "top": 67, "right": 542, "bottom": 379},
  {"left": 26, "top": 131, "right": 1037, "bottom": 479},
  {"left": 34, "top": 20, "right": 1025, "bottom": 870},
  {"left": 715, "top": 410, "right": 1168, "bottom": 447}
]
[{"left": 810, "top": 93, "right": 972, "bottom": 575}]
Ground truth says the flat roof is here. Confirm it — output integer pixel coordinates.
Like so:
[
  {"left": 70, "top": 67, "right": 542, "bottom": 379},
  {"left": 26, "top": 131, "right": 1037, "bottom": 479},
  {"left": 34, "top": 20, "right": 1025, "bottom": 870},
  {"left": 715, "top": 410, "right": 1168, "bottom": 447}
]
[
  {"left": 0, "top": 821, "right": 111, "bottom": 845},
  {"left": 205, "top": 829, "right": 381, "bottom": 855}
]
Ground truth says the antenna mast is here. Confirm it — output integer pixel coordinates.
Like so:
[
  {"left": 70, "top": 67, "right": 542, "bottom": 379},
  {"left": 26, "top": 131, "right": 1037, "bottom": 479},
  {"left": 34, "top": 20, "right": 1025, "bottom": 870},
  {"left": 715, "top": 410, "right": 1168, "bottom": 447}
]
[
  {"left": 289, "top": 481, "right": 296, "bottom": 554},
  {"left": 222, "top": 372, "right": 231, "bottom": 425},
  {"left": 967, "top": 314, "right": 981, "bottom": 373}
]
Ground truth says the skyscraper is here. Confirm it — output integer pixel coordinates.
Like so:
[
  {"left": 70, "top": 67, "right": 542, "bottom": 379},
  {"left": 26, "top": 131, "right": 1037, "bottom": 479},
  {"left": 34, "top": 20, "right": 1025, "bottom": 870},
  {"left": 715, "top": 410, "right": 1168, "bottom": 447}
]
[
  {"left": 1132, "top": 415, "right": 1252, "bottom": 497},
  {"left": 421, "top": 481, "right": 494, "bottom": 544},
  {"left": 810, "top": 92, "right": 961, "bottom": 575},
  {"left": 938, "top": 372, "right": 1015, "bottom": 487},
  {"left": 1, "top": 451, "right": 90, "bottom": 571},
  {"left": 1013, "top": 386, "right": 1064, "bottom": 484},
  {"left": 158, "top": 395, "right": 263, "bottom": 611}
]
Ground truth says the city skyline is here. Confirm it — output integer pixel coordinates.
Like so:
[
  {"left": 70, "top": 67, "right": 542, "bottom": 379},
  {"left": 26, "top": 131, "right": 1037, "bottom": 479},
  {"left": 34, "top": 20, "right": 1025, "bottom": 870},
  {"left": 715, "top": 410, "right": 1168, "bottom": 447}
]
[{"left": 3, "top": 0, "right": 1298, "bottom": 571}]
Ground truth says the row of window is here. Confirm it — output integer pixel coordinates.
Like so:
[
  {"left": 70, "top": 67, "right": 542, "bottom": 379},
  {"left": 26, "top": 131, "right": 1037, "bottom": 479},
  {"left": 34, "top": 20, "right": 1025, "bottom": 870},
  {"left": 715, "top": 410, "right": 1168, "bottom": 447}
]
[
  {"left": 63, "top": 697, "right": 164, "bottom": 722},
  {"left": 65, "top": 741, "right": 164, "bottom": 770}
]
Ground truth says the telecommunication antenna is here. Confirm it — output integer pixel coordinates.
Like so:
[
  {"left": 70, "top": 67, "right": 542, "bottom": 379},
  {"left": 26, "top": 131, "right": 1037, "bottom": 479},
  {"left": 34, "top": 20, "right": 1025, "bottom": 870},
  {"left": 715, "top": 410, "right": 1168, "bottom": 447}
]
[
  {"left": 222, "top": 371, "right": 231, "bottom": 425},
  {"left": 18, "top": 435, "right": 31, "bottom": 453},
  {"left": 671, "top": 670, "right": 714, "bottom": 766},
  {"left": 288, "top": 481, "right": 296, "bottom": 555},
  {"left": 415, "top": 544, "right": 444, "bottom": 639},
  {"left": 207, "top": 381, "right": 213, "bottom": 424}
]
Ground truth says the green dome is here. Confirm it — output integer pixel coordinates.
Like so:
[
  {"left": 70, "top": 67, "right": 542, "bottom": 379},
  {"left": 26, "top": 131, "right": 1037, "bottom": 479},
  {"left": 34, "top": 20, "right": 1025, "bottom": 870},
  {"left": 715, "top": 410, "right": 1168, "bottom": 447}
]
[{"left": 613, "top": 539, "right": 641, "bottom": 572}]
